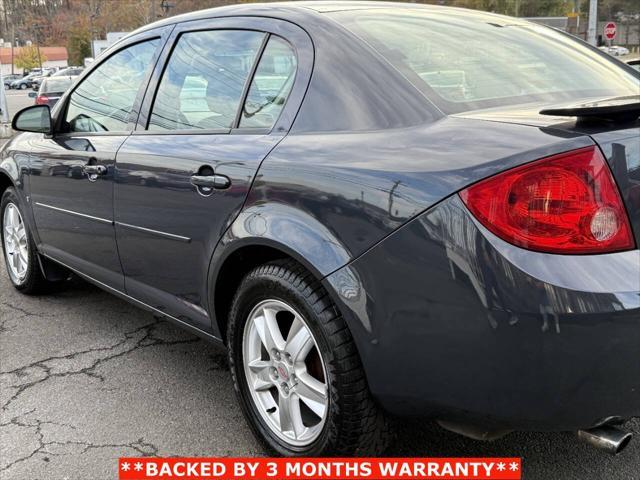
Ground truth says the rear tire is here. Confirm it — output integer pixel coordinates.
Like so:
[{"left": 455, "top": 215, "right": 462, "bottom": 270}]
[
  {"left": 227, "top": 259, "right": 392, "bottom": 456},
  {"left": 1, "top": 188, "right": 56, "bottom": 294}
]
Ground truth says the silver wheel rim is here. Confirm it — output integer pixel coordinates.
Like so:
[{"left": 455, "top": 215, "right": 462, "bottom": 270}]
[
  {"left": 3, "top": 203, "right": 29, "bottom": 282},
  {"left": 243, "top": 299, "right": 329, "bottom": 447}
]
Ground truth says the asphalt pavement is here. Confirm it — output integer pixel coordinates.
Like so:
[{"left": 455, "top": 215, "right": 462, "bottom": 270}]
[
  {"left": 2, "top": 90, "right": 35, "bottom": 124},
  {"left": 0, "top": 90, "right": 639, "bottom": 479}
]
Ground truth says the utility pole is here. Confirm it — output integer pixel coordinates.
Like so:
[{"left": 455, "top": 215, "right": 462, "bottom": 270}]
[
  {"left": 89, "top": 2, "right": 101, "bottom": 60},
  {"left": 36, "top": 44, "right": 43, "bottom": 70},
  {"left": 34, "top": 25, "right": 43, "bottom": 70},
  {"left": 11, "top": 25, "right": 14, "bottom": 75},
  {"left": 89, "top": 13, "right": 95, "bottom": 59},
  {"left": 587, "top": 0, "right": 598, "bottom": 46},
  {"left": 3, "top": 0, "right": 9, "bottom": 36}
]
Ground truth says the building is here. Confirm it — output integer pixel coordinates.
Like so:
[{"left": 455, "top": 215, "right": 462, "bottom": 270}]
[
  {"left": 0, "top": 46, "right": 68, "bottom": 76},
  {"left": 92, "top": 32, "right": 129, "bottom": 59}
]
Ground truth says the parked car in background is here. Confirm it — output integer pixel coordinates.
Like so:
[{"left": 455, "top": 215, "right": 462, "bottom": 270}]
[
  {"left": 28, "top": 76, "right": 77, "bottom": 108},
  {"left": 599, "top": 45, "right": 630, "bottom": 56},
  {"left": 612, "top": 46, "right": 630, "bottom": 56},
  {"left": 27, "top": 67, "right": 55, "bottom": 76},
  {"left": 31, "top": 70, "right": 56, "bottom": 90},
  {"left": 2, "top": 2, "right": 639, "bottom": 458},
  {"left": 627, "top": 58, "right": 640, "bottom": 72},
  {"left": 3, "top": 74, "right": 22, "bottom": 90},
  {"left": 53, "top": 67, "right": 84, "bottom": 77},
  {"left": 10, "top": 74, "right": 38, "bottom": 90}
]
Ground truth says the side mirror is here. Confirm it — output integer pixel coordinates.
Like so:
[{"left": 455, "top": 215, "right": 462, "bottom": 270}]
[
  {"left": 28, "top": 91, "right": 37, "bottom": 98},
  {"left": 12, "top": 105, "right": 52, "bottom": 135}
]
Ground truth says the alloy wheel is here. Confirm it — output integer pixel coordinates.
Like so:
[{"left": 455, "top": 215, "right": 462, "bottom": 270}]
[
  {"left": 3, "top": 203, "right": 29, "bottom": 282},
  {"left": 242, "top": 299, "right": 329, "bottom": 447}
]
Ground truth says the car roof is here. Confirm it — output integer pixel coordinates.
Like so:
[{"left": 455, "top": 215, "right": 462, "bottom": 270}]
[{"left": 127, "top": 1, "right": 518, "bottom": 37}]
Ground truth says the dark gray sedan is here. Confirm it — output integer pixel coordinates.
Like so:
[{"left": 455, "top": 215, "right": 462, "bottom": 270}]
[{"left": 1, "top": 2, "right": 639, "bottom": 457}]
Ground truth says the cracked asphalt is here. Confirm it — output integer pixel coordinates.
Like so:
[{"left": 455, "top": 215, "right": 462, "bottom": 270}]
[{"left": 1, "top": 255, "right": 638, "bottom": 480}]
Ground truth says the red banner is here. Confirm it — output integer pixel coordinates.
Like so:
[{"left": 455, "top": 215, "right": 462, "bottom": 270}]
[{"left": 119, "top": 458, "right": 521, "bottom": 480}]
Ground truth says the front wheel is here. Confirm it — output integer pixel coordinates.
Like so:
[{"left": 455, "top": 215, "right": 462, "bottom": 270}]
[
  {"left": 228, "top": 260, "right": 391, "bottom": 456},
  {"left": 19, "top": 83, "right": 27, "bottom": 90},
  {"left": 1, "top": 188, "right": 55, "bottom": 293}
]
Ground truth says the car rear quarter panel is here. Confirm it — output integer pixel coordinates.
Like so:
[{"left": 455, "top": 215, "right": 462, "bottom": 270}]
[
  {"left": 326, "top": 195, "right": 640, "bottom": 430},
  {"left": 228, "top": 111, "right": 637, "bottom": 429}
]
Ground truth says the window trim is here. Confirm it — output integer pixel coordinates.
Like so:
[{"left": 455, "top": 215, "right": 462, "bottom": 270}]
[
  {"left": 133, "top": 16, "right": 313, "bottom": 138},
  {"left": 144, "top": 28, "right": 271, "bottom": 134},
  {"left": 236, "top": 34, "right": 300, "bottom": 131},
  {"left": 53, "top": 31, "right": 171, "bottom": 138},
  {"left": 232, "top": 33, "right": 271, "bottom": 130}
]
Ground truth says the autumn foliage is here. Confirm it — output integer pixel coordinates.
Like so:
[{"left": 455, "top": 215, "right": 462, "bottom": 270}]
[{"left": 14, "top": 45, "right": 47, "bottom": 71}]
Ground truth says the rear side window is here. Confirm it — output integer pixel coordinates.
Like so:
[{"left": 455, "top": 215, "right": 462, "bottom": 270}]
[
  {"left": 65, "top": 39, "right": 159, "bottom": 132},
  {"left": 148, "top": 30, "right": 265, "bottom": 131},
  {"left": 331, "top": 10, "right": 640, "bottom": 114},
  {"left": 240, "top": 37, "right": 297, "bottom": 129}
]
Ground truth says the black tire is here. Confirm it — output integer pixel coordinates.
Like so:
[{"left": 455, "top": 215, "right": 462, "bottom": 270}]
[
  {"left": 1, "top": 188, "right": 54, "bottom": 294},
  {"left": 19, "top": 83, "right": 27, "bottom": 90},
  {"left": 228, "top": 259, "right": 392, "bottom": 456}
]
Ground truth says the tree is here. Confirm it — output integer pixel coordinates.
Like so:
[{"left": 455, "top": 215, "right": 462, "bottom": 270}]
[
  {"left": 15, "top": 45, "right": 45, "bottom": 72},
  {"left": 67, "top": 25, "right": 92, "bottom": 66}
]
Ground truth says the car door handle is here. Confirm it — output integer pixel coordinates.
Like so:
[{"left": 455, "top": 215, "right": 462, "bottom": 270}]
[
  {"left": 190, "top": 174, "right": 231, "bottom": 190},
  {"left": 82, "top": 165, "right": 107, "bottom": 176}
]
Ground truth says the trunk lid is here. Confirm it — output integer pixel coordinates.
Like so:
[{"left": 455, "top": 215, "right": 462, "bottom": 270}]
[{"left": 455, "top": 105, "right": 640, "bottom": 245}]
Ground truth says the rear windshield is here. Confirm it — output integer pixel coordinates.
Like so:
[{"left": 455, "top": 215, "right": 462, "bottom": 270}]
[
  {"left": 330, "top": 9, "right": 640, "bottom": 114},
  {"left": 42, "top": 77, "right": 73, "bottom": 93}
]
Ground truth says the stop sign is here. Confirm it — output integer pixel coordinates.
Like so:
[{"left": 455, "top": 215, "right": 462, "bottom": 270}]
[{"left": 604, "top": 22, "right": 617, "bottom": 40}]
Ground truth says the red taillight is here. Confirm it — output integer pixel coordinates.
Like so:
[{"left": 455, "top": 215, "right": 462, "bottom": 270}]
[
  {"left": 35, "top": 95, "right": 48, "bottom": 105},
  {"left": 459, "top": 146, "right": 635, "bottom": 254}
]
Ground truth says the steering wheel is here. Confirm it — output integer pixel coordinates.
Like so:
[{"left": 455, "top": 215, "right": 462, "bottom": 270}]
[
  {"left": 69, "top": 113, "right": 108, "bottom": 133},
  {"left": 243, "top": 74, "right": 293, "bottom": 119}
]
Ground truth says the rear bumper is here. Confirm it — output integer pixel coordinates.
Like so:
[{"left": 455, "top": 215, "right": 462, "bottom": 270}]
[{"left": 326, "top": 195, "right": 640, "bottom": 431}]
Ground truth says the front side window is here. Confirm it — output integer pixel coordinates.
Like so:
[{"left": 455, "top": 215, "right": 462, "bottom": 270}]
[
  {"left": 148, "top": 30, "right": 265, "bottom": 131},
  {"left": 240, "top": 37, "right": 297, "bottom": 129},
  {"left": 65, "top": 39, "right": 159, "bottom": 133}
]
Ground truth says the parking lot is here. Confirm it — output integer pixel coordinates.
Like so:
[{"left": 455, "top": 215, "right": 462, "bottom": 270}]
[
  {"left": 2, "top": 90, "right": 35, "bottom": 122},
  {"left": 0, "top": 90, "right": 639, "bottom": 480}
]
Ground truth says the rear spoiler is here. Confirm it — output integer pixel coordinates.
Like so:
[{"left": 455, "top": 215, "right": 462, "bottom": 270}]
[{"left": 540, "top": 95, "right": 640, "bottom": 123}]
